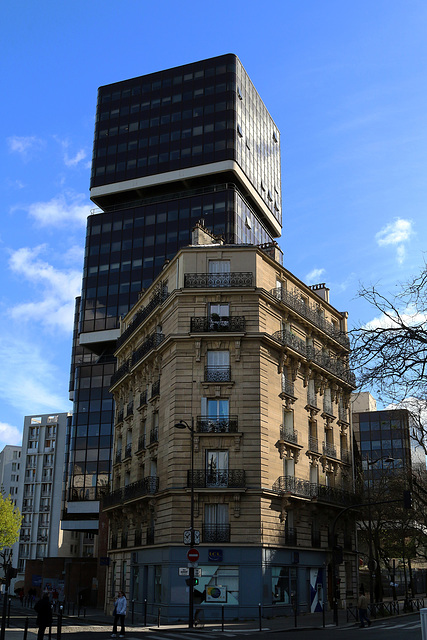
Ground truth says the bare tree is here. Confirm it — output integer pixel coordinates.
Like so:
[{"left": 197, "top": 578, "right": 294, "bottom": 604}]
[{"left": 351, "top": 262, "right": 427, "bottom": 451}]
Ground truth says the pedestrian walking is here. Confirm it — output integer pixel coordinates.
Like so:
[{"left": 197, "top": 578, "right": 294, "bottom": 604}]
[
  {"left": 358, "top": 589, "right": 371, "bottom": 628},
  {"left": 111, "top": 590, "right": 127, "bottom": 637},
  {"left": 34, "top": 593, "right": 53, "bottom": 640}
]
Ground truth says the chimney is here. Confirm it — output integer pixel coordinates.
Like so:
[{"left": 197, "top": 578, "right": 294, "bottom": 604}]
[{"left": 309, "top": 283, "right": 330, "bottom": 304}]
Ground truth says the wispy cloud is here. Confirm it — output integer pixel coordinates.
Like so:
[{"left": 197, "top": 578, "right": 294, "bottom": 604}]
[
  {"left": 7, "top": 136, "right": 45, "bottom": 158},
  {"left": 305, "top": 268, "right": 326, "bottom": 284},
  {"left": 375, "top": 218, "right": 414, "bottom": 264},
  {"left": 0, "top": 422, "right": 22, "bottom": 449},
  {"left": 0, "top": 334, "right": 68, "bottom": 418},
  {"left": 364, "top": 304, "right": 427, "bottom": 331},
  {"left": 23, "top": 192, "right": 90, "bottom": 228},
  {"left": 8, "top": 245, "right": 81, "bottom": 333},
  {"left": 55, "top": 137, "right": 88, "bottom": 168}
]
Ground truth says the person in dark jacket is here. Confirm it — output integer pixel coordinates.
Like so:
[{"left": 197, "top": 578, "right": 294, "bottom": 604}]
[{"left": 34, "top": 593, "right": 53, "bottom": 640}]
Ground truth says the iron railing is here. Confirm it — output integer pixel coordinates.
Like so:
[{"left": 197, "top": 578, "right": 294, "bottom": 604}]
[
  {"left": 202, "top": 524, "right": 230, "bottom": 543},
  {"left": 190, "top": 316, "right": 246, "bottom": 332},
  {"left": 322, "top": 441, "right": 337, "bottom": 458},
  {"left": 115, "top": 449, "right": 122, "bottom": 464},
  {"left": 204, "top": 366, "right": 231, "bottom": 382},
  {"left": 110, "top": 359, "right": 130, "bottom": 387},
  {"left": 137, "top": 435, "right": 146, "bottom": 451},
  {"left": 116, "top": 287, "right": 169, "bottom": 348},
  {"left": 124, "top": 443, "right": 132, "bottom": 459},
  {"left": 272, "top": 476, "right": 358, "bottom": 506},
  {"left": 279, "top": 427, "right": 299, "bottom": 444},
  {"left": 308, "top": 436, "right": 321, "bottom": 453},
  {"left": 196, "top": 415, "right": 238, "bottom": 433},
  {"left": 281, "top": 378, "right": 295, "bottom": 397},
  {"left": 188, "top": 469, "right": 246, "bottom": 488},
  {"left": 151, "top": 379, "right": 160, "bottom": 398},
  {"left": 103, "top": 476, "right": 159, "bottom": 508},
  {"left": 149, "top": 427, "right": 159, "bottom": 445},
  {"left": 184, "top": 272, "right": 253, "bottom": 288},
  {"left": 139, "top": 390, "right": 147, "bottom": 407},
  {"left": 131, "top": 333, "right": 165, "bottom": 368},
  {"left": 126, "top": 401, "right": 134, "bottom": 417},
  {"left": 270, "top": 287, "right": 350, "bottom": 348}
]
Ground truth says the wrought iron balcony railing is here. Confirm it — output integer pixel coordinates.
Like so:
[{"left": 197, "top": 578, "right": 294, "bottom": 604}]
[
  {"left": 123, "top": 443, "right": 132, "bottom": 459},
  {"left": 196, "top": 415, "right": 238, "bottom": 433},
  {"left": 204, "top": 366, "right": 231, "bottom": 382},
  {"left": 270, "top": 287, "right": 350, "bottom": 348},
  {"left": 190, "top": 316, "right": 246, "bottom": 333},
  {"left": 110, "top": 359, "right": 130, "bottom": 387},
  {"left": 272, "top": 331, "right": 356, "bottom": 387},
  {"left": 149, "top": 427, "right": 159, "bottom": 445},
  {"left": 202, "top": 524, "right": 230, "bottom": 543},
  {"left": 137, "top": 435, "right": 146, "bottom": 451},
  {"left": 131, "top": 333, "right": 165, "bottom": 368},
  {"left": 273, "top": 476, "right": 359, "bottom": 506},
  {"left": 279, "top": 427, "right": 299, "bottom": 444},
  {"left": 116, "top": 287, "right": 169, "bottom": 348},
  {"left": 308, "top": 436, "right": 321, "bottom": 453},
  {"left": 281, "top": 377, "right": 295, "bottom": 397},
  {"left": 139, "top": 390, "right": 147, "bottom": 407},
  {"left": 338, "top": 406, "right": 349, "bottom": 422},
  {"left": 185, "top": 272, "right": 253, "bottom": 288},
  {"left": 115, "top": 449, "right": 122, "bottom": 464},
  {"left": 322, "top": 441, "right": 337, "bottom": 458},
  {"left": 188, "top": 469, "right": 245, "bottom": 488},
  {"left": 151, "top": 379, "right": 160, "bottom": 398},
  {"left": 103, "top": 476, "right": 159, "bottom": 509},
  {"left": 116, "top": 409, "right": 124, "bottom": 424},
  {"left": 126, "top": 401, "right": 134, "bottom": 417}
]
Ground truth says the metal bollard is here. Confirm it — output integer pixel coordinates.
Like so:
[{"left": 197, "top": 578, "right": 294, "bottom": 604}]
[
  {"left": 132, "top": 599, "right": 135, "bottom": 625},
  {"left": 23, "top": 617, "right": 29, "bottom": 640},
  {"left": 258, "top": 603, "right": 262, "bottom": 632},
  {"left": 7, "top": 599, "right": 11, "bottom": 628},
  {"left": 221, "top": 605, "right": 225, "bottom": 632},
  {"left": 57, "top": 605, "right": 63, "bottom": 640},
  {"left": 323, "top": 602, "right": 326, "bottom": 628},
  {"left": 144, "top": 599, "right": 147, "bottom": 627},
  {"left": 157, "top": 606, "right": 161, "bottom": 627}
]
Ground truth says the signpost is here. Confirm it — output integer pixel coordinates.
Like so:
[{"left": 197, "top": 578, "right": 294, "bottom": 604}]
[{"left": 187, "top": 548, "right": 199, "bottom": 562}]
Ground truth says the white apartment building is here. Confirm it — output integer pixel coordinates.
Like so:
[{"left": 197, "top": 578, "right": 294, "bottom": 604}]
[
  {"left": 0, "top": 445, "right": 22, "bottom": 505},
  {"left": 14, "top": 413, "right": 71, "bottom": 584}
]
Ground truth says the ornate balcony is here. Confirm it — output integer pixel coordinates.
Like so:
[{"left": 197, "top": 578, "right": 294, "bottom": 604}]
[
  {"left": 123, "top": 443, "right": 132, "bottom": 460},
  {"left": 116, "top": 286, "right": 169, "bottom": 349},
  {"left": 131, "top": 333, "right": 165, "bottom": 368},
  {"left": 273, "top": 476, "right": 358, "bottom": 506},
  {"left": 137, "top": 435, "right": 146, "bottom": 451},
  {"left": 110, "top": 359, "right": 130, "bottom": 387},
  {"left": 196, "top": 415, "right": 238, "bottom": 433},
  {"left": 279, "top": 427, "right": 299, "bottom": 444},
  {"left": 114, "top": 449, "right": 122, "bottom": 464},
  {"left": 273, "top": 475, "right": 312, "bottom": 498},
  {"left": 149, "top": 427, "right": 158, "bottom": 445},
  {"left": 126, "top": 401, "right": 134, "bottom": 418},
  {"left": 308, "top": 436, "right": 321, "bottom": 453},
  {"left": 184, "top": 272, "right": 253, "bottom": 288},
  {"left": 322, "top": 441, "right": 337, "bottom": 458},
  {"left": 188, "top": 469, "right": 245, "bottom": 488},
  {"left": 103, "top": 476, "right": 159, "bottom": 509},
  {"left": 202, "top": 524, "right": 230, "bottom": 542},
  {"left": 204, "top": 366, "right": 231, "bottom": 382},
  {"left": 281, "top": 377, "right": 295, "bottom": 398},
  {"left": 116, "top": 409, "right": 124, "bottom": 424},
  {"left": 190, "top": 316, "right": 246, "bottom": 333},
  {"left": 270, "top": 287, "right": 350, "bottom": 349},
  {"left": 139, "top": 391, "right": 147, "bottom": 407},
  {"left": 151, "top": 379, "right": 160, "bottom": 398}
]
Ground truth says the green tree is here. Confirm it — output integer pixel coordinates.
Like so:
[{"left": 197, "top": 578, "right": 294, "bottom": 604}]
[{"left": 0, "top": 493, "right": 21, "bottom": 550}]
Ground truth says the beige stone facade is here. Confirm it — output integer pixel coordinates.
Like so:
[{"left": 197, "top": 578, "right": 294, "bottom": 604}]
[{"left": 104, "top": 239, "right": 358, "bottom": 619}]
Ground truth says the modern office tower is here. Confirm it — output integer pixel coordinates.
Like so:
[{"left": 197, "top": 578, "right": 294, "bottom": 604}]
[
  {"left": 104, "top": 231, "right": 357, "bottom": 619},
  {"left": 14, "top": 413, "right": 70, "bottom": 583},
  {"left": 63, "top": 54, "right": 282, "bottom": 535},
  {"left": 351, "top": 393, "right": 412, "bottom": 484}
]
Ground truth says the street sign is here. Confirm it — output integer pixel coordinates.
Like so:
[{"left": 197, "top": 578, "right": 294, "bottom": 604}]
[
  {"left": 194, "top": 568, "right": 202, "bottom": 577},
  {"left": 183, "top": 529, "right": 200, "bottom": 545},
  {"left": 187, "top": 548, "right": 199, "bottom": 562},
  {"left": 179, "top": 567, "right": 190, "bottom": 576}
]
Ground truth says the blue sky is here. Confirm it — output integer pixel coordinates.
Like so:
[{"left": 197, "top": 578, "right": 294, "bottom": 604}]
[{"left": 1, "top": 0, "right": 426, "bottom": 448}]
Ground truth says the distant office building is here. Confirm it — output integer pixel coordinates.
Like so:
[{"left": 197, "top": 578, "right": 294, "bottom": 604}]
[
  {"left": 63, "top": 54, "right": 282, "bottom": 540},
  {"left": 351, "top": 393, "right": 412, "bottom": 484},
  {"left": 15, "top": 413, "right": 70, "bottom": 585}
]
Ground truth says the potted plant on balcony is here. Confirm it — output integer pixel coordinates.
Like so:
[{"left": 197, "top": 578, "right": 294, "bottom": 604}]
[{"left": 210, "top": 312, "right": 221, "bottom": 330}]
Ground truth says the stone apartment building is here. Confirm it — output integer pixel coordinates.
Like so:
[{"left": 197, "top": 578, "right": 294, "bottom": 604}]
[{"left": 103, "top": 229, "right": 357, "bottom": 619}]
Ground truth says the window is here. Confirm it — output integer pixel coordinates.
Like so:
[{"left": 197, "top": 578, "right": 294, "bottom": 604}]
[
  {"left": 208, "top": 260, "right": 230, "bottom": 274},
  {"left": 206, "top": 450, "right": 229, "bottom": 486},
  {"left": 204, "top": 504, "right": 229, "bottom": 542},
  {"left": 272, "top": 566, "right": 297, "bottom": 604},
  {"left": 206, "top": 350, "right": 230, "bottom": 382}
]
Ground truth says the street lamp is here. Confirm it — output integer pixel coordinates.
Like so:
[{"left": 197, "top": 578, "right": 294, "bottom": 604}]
[
  {"left": 365, "top": 455, "right": 395, "bottom": 604},
  {"left": 174, "top": 418, "right": 195, "bottom": 629}
]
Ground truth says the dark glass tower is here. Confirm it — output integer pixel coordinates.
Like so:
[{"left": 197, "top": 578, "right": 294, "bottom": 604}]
[{"left": 63, "top": 54, "right": 282, "bottom": 531}]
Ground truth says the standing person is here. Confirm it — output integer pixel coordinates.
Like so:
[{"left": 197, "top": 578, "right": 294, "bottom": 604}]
[
  {"left": 34, "top": 593, "right": 53, "bottom": 640},
  {"left": 111, "top": 590, "right": 127, "bottom": 637},
  {"left": 357, "top": 589, "right": 371, "bottom": 628}
]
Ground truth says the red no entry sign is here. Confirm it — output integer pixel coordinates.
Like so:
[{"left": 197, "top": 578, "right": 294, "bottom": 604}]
[{"left": 187, "top": 548, "right": 199, "bottom": 562}]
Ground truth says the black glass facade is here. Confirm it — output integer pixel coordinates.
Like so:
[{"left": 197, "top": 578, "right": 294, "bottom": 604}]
[{"left": 64, "top": 54, "right": 282, "bottom": 528}]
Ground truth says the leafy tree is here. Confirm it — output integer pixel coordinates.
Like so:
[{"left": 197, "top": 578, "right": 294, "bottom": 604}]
[
  {"left": 351, "top": 263, "right": 427, "bottom": 451},
  {"left": 0, "top": 493, "right": 21, "bottom": 550}
]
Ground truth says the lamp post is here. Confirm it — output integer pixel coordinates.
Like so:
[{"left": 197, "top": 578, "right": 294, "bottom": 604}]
[
  {"left": 174, "top": 418, "right": 195, "bottom": 629},
  {"left": 365, "top": 455, "right": 395, "bottom": 604}
]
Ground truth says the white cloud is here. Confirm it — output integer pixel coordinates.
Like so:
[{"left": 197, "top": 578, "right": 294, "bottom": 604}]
[
  {"left": 25, "top": 192, "right": 91, "bottom": 228},
  {"left": 375, "top": 218, "right": 414, "bottom": 263},
  {"left": 363, "top": 305, "right": 427, "bottom": 331},
  {"left": 8, "top": 245, "right": 81, "bottom": 333},
  {"left": 0, "top": 422, "right": 22, "bottom": 449},
  {"left": 64, "top": 148, "right": 87, "bottom": 167},
  {"left": 0, "top": 334, "right": 68, "bottom": 418},
  {"left": 305, "top": 268, "right": 326, "bottom": 284},
  {"left": 7, "top": 136, "right": 44, "bottom": 158}
]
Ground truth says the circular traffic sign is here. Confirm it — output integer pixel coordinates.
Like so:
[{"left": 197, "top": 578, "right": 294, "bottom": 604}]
[{"left": 187, "top": 548, "right": 199, "bottom": 562}]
